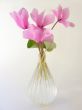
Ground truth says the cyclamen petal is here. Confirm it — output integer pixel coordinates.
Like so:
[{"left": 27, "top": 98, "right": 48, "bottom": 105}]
[
  {"left": 60, "top": 20, "right": 69, "bottom": 27},
  {"left": 53, "top": 5, "right": 75, "bottom": 28},
  {"left": 10, "top": 8, "right": 29, "bottom": 29},
  {"left": 10, "top": 12, "right": 21, "bottom": 27},
  {"left": 43, "top": 14, "right": 55, "bottom": 26},
  {"left": 37, "top": 11, "right": 45, "bottom": 27},
  {"left": 58, "top": 5, "right": 62, "bottom": 19},
  {"left": 67, "top": 22, "right": 75, "bottom": 27},
  {"left": 42, "top": 29, "right": 54, "bottom": 42},
  {"left": 30, "top": 8, "right": 38, "bottom": 23},
  {"left": 52, "top": 10, "right": 58, "bottom": 18},
  {"left": 31, "top": 8, "right": 55, "bottom": 27},
  {"left": 62, "top": 8, "right": 69, "bottom": 20},
  {"left": 60, "top": 20, "right": 75, "bottom": 27},
  {"left": 19, "top": 8, "right": 29, "bottom": 28},
  {"left": 23, "top": 26, "right": 42, "bottom": 42},
  {"left": 23, "top": 26, "right": 54, "bottom": 43}
]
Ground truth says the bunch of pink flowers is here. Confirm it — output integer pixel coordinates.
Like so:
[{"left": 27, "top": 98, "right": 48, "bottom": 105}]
[{"left": 10, "top": 5, "right": 75, "bottom": 51}]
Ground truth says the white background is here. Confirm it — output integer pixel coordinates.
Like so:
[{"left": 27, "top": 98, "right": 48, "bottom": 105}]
[{"left": 0, "top": 0, "right": 82, "bottom": 110}]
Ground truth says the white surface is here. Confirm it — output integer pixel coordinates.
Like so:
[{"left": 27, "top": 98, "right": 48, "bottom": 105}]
[{"left": 0, "top": 0, "right": 82, "bottom": 110}]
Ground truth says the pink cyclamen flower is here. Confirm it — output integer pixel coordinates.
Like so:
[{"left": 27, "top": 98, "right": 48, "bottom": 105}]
[
  {"left": 10, "top": 8, "right": 29, "bottom": 29},
  {"left": 23, "top": 25, "right": 54, "bottom": 43},
  {"left": 31, "top": 8, "right": 55, "bottom": 28},
  {"left": 52, "top": 5, "right": 75, "bottom": 27}
]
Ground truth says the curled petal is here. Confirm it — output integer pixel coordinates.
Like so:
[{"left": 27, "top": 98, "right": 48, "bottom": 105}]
[
  {"left": 52, "top": 10, "right": 58, "bottom": 18},
  {"left": 19, "top": 8, "right": 29, "bottom": 28},
  {"left": 42, "top": 29, "right": 54, "bottom": 42},
  {"left": 23, "top": 25, "right": 54, "bottom": 43},
  {"left": 60, "top": 21, "right": 69, "bottom": 27},
  {"left": 10, "top": 11, "right": 23, "bottom": 28},
  {"left": 30, "top": 8, "right": 38, "bottom": 23},
  {"left": 68, "top": 22, "right": 75, "bottom": 27},
  {"left": 60, "top": 20, "right": 75, "bottom": 27},
  {"left": 62, "top": 8, "right": 69, "bottom": 20},
  {"left": 10, "top": 8, "right": 29, "bottom": 29},
  {"left": 37, "top": 11, "right": 45, "bottom": 27},
  {"left": 31, "top": 8, "right": 45, "bottom": 27},
  {"left": 53, "top": 5, "right": 75, "bottom": 28},
  {"left": 23, "top": 26, "right": 42, "bottom": 42},
  {"left": 58, "top": 5, "right": 63, "bottom": 19},
  {"left": 31, "top": 8, "right": 55, "bottom": 27},
  {"left": 43, "top": 14, "right": 55, "bottom": 26}
]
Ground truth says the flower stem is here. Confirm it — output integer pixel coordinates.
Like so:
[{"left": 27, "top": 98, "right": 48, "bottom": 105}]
[
  {"left": 51, "top": 20, "right": 58, "bottom": 30},
  {"left": 38, "top": 43, "right": 45, "bottom": 62}
]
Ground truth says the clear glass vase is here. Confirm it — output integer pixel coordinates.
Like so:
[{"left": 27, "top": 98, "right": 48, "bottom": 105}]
[{"left": 27, "top": 46, "right": 57, "bottom": 105}]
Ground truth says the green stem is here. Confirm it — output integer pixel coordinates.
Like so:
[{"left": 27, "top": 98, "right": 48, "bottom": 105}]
[
  {"left": 51, "top": 20, "right": 58, "bottom": 30},
  {"left": 51, "top": 19, "right": 62, "bottom": 30}
]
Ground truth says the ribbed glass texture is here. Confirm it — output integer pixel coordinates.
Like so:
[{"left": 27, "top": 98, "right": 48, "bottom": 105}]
[{"left": 27, "top": 50, "right": 57, "bottom": 105}]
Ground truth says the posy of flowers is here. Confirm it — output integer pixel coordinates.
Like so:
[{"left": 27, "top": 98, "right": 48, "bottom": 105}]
[{"left": 10, "top": 5, "right": 75, "bottom": 52}]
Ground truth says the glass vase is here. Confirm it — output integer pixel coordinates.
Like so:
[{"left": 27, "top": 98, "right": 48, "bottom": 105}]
[{"left": 27, "top": 46, "right": 57, "bottom": 105}]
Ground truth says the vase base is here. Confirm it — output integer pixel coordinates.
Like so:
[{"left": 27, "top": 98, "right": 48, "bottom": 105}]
[{"left": 27, "top": 85, "right": 57, "bottom": 105}]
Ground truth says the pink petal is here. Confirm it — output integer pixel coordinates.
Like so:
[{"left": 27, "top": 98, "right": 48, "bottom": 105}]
[
  {"left": 19, "top": 8, "right": 29, "bottom": 29},
  {"left": 68, "top": 22, "right": 75, "bottom": 27},
  {"left": 59, "top": 20, "right": 69, "bottom": 27},
  {"left": 62, "top": 8, "right": 69, "bottom": 20},
  {"left": 60, "top": 20, "right": 75, "bottom": 27},
  {"left": 19, "top": 8, "right": 29, "bottom": 19},
  {"left": 23, "top": 26, "right": 42, "bottom": 42},
  {"left": 58, "top": 5, "right": 63, "bottom": 19},
  {"left": 10, "top": 11, "right": 17, "bottom": 22},
  {"left": 31, "top": 9, "right": 45, "bottom": 27},
  {"left": 10, "top": 8, "right": 29, "bottom": 29},
  {"left": 37, "top": 11, "right": 45, "bottom": 27},
  {"left": 42, "top": 29, "right": 54, "bottom": 42},
  {"left": 52, "top": 10, "right": 58, "bottom": 18},
  {"left": 31, "top": 9, "right": 54, "bottom": 27},
  {"left": 30, "top": 8, "right": 38, "bottom": 23},
  {"left": 23, "top": 29, "right": 33, "bottom": 39},
  {"left": 10, "top": 11, "right": 23, "bottom": 28},
  {"left": 43, "top": 13, "right": 55, "bottom": 26}
]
